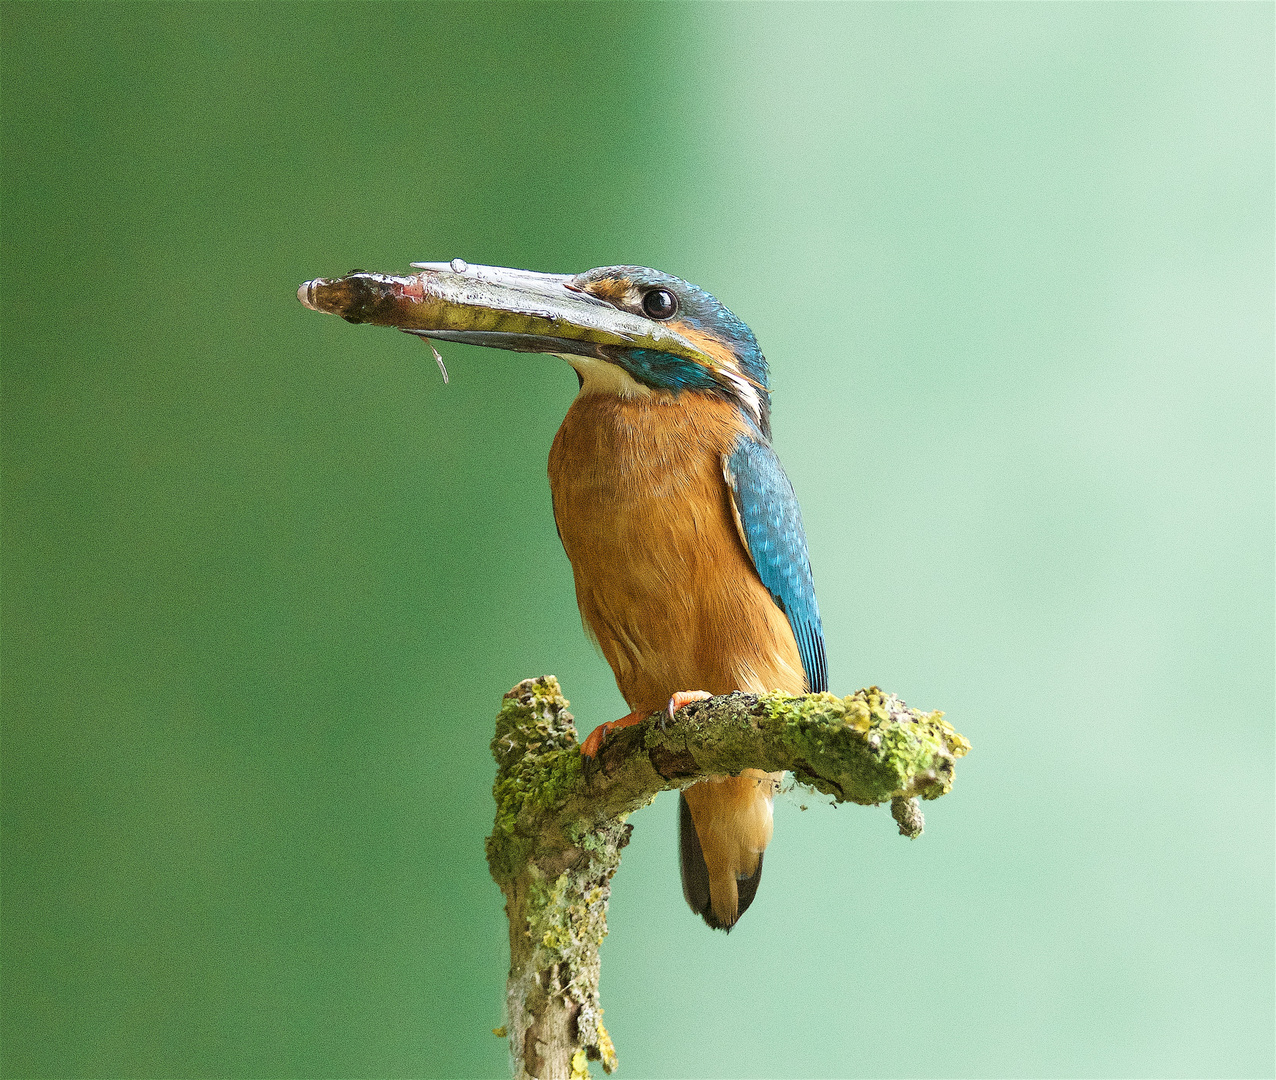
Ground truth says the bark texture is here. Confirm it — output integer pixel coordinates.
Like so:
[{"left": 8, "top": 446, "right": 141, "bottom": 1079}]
[{"left": 486, "top": 677, "right": 969, "bottom": 1079}]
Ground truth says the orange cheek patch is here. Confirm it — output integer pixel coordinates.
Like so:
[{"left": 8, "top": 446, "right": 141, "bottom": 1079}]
[
  {"left": 674, "top": 324, "right": 747, "bottom": 376},
  {"left": 583, "top": 277, "right": 634, "bottom": 305}
]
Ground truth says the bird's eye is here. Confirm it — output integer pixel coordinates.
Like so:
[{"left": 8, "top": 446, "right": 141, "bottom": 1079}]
[{"left": 642, "top": 288, "right": 678, "bottom": 321}]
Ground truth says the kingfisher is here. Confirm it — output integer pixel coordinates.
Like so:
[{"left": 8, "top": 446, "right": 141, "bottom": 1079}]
[{"left": 298, "top": 261, "right": 826, "bottom": 930}]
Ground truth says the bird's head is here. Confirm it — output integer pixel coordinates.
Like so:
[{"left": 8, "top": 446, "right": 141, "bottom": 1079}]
[{"left": 298, "top": 261, "right": 771, "bottom": 434}]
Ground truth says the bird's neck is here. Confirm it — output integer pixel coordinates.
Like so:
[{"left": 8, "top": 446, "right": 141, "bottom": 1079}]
[
  {"left": 558, "top": 354, "right": 670, "bottom": 402},
  {"left": 551, "top": 390, "right": 751, "bottom": 479}
]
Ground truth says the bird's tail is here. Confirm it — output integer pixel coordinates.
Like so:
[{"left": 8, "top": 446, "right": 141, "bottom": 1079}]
[{"left": 678, "top": 770, "right": 780, "bottom": 931}]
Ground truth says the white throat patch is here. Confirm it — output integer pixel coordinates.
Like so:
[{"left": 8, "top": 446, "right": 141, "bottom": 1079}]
[
  {"left": 559, "top": 355, "right": 659, "bottom": 400},
  {"left": 557, "top": 353, "right": 762, "bottom": 425}
]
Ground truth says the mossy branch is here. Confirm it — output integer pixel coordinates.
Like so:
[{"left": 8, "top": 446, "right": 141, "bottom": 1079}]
[{"left": 487, "top": 677, "right": 969, "bottom": 1080}]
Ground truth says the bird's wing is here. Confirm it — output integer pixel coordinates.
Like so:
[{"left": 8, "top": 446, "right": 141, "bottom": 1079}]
[{"left": 722, "top": 435, "right": 827, "bottom": 693}]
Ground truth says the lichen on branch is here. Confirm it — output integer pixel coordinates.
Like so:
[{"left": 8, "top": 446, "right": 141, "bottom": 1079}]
[{"left": 487, "top": 677, "right": 968, "bottom": 1079}]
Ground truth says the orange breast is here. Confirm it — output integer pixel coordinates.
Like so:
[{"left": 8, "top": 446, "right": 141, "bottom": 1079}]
[{"left": 548, "top": 391, "right": 806, "bottom": 713}]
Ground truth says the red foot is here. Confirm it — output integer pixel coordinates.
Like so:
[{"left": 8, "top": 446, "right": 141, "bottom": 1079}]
[
  {"left": 667, "top": 690, "right": 712, "bottom": 721},
  {"left": 580, "top": 692, "right": 715, "bottom": 757},
  {"left": 580, "top": 710, "right": 642, "bottom": 758}
]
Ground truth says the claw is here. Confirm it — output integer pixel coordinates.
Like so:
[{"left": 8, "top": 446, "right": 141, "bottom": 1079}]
[
  {"left": 666, "top": 690, "right": 712, "bottom": 722},
  {"left": 579, "top": 710, "right": 643, "bottom": 758},
  {"left": 580, "top": 721, "right": 613, "bottom": 759}
]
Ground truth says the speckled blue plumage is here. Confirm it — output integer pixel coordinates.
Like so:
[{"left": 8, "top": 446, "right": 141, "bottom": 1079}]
[
  {"left": 622, "top": 348, "right": 723, "bottom": 393},
  {"left": 725, "top": 434, "right": 827, "bottom": 694}
]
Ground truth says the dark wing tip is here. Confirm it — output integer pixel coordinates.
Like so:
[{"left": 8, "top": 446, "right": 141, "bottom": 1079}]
[{"left": 802, "top": 622, "right": 829, "bottom": 693}]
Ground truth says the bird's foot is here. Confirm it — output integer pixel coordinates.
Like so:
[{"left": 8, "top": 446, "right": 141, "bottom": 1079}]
[
  {"left": 580, "top": 692, "right": 714, "bottom": 756},
  {"left": 580, "top": 710, "right": 643, "bottom": 758},
  {"left": 665, "top": 690, "right": 713, "bottom": 727}
]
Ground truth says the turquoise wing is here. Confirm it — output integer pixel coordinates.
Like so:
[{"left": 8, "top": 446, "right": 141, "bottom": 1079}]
[{"left": 723, "top": 435, "right": 827, "bottom": 693}]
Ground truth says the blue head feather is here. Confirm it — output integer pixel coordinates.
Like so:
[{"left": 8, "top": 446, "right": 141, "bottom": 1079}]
[{"left": 571, "top": 266, "right": 772, "bottom": 435}]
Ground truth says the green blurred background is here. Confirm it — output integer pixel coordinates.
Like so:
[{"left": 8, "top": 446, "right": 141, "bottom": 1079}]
[{"left": 3, "top": 3, "right": 1272, "bottom": 1077}]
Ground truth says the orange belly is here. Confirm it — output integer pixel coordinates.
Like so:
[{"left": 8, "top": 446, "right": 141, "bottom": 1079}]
[{"left": 548, "top": 391, "right": 806, "bottom": 712}]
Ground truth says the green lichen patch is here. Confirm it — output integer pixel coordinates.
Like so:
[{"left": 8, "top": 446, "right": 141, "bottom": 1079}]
[
  {"left": 487, "top": 677, "right": 591, "bottom": 883},
  {"left": 762, "top": 687, "right": 969, "bottom": 807},
  {"left": 492, "top": 676, "right": 579, "bottom": 766},
  {"left": 516, "top": 817, "right": 627, "bottom": 1076}
]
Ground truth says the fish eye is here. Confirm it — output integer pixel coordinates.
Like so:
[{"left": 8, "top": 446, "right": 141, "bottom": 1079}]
[{"left": 642, "top": 288, "right": 678, "bottom": 321}]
